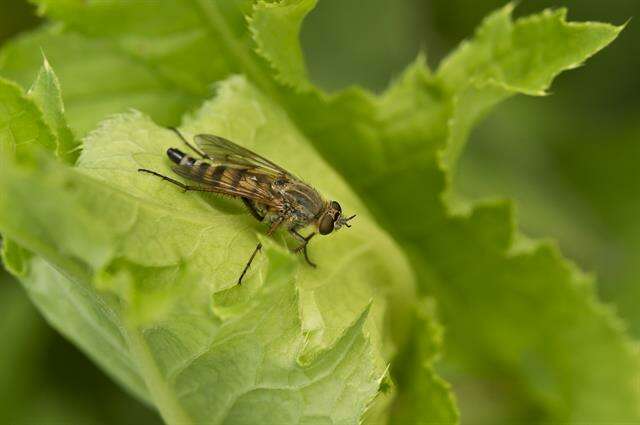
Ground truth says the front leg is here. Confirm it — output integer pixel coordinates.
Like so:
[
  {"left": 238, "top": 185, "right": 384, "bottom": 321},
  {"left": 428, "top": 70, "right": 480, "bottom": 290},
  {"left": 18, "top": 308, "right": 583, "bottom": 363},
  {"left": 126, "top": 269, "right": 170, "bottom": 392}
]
[{"left": 290, "top": 229, "right": 317, "bottom": 268}]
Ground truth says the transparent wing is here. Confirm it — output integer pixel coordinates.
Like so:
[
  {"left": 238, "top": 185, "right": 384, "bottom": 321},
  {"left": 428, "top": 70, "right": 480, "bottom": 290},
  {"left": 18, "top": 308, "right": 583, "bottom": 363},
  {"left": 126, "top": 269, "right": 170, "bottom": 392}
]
[{"left": 195, "top": 134, "right": 294, "bottom": 177}]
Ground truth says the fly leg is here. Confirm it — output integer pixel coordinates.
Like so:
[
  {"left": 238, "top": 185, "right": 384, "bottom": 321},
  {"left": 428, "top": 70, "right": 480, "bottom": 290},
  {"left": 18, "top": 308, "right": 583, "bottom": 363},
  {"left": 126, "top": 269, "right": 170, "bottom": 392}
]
[
  {"left": 290, "top": 229, "right": 317, "bottom": 268},
  {"left": 138, "top": 168, "right": 215, "bottom": 193},
  {"left": 237, "top": 243, "right": 262, "bottom": 286},
  {"left": 242, "top": 198, "right": 265, "bottom": 222},
  {"left": 169, "top": 127, "right": 212, "bottom": 160},
  {"left": 237, "top": 216, "right": 283, "bottom": 285}
]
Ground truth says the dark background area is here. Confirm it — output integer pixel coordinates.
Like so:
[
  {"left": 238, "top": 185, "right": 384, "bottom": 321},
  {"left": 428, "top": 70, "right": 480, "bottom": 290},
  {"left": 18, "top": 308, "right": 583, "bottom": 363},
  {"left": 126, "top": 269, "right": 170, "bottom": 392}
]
[{"left": 1, "top": 0, "right": 637, "bottom": 423}]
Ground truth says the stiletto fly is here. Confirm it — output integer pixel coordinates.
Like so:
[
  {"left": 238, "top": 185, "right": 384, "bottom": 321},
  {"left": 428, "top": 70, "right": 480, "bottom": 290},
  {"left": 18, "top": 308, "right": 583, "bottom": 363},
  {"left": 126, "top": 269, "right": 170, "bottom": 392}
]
[{"left": 138, "top": 128, "right": 356, "bottom": 284}]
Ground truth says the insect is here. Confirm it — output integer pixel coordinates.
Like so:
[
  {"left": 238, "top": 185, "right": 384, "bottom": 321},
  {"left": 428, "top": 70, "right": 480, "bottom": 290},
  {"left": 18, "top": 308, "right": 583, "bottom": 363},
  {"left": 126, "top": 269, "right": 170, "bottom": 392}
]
[{"left": 138, "top": 128, "right": 356, "bottom": 284}]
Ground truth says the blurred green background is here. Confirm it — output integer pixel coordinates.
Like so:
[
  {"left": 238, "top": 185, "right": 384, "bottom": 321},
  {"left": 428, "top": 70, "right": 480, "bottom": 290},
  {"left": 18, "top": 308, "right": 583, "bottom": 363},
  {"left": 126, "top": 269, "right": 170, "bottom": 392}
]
[{"left": 1, "top": 0, "right": 637, "bottom": 423}]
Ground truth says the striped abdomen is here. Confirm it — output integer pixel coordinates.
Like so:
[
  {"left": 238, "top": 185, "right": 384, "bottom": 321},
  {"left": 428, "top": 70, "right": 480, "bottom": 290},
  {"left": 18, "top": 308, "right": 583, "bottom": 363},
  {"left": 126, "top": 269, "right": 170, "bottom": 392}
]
[{"left": 167, "top": 148, "right": 275, "bottom": 201}]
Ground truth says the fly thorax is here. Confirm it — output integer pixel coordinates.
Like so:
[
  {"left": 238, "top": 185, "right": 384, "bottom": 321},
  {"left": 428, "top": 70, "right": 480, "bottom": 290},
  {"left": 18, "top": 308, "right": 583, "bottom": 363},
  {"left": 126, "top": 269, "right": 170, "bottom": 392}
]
[{"left": 284, "top": 184, "right": 324, "bottom": 218}]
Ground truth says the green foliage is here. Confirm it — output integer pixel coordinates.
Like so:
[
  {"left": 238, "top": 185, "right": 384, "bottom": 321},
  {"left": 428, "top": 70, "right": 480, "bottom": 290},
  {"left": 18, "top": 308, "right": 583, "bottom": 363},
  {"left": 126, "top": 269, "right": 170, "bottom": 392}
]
[
  {"left": 439, "top": 5, "right": 624, "bottom": 168},
  {"left": 251, "top": 0, "right": 317, "bottom": 90},
  {"left": 390, "top": 299, "right": 458, "bottom": 424},
  {"left": 0, "top": 1, "right": 637, "bottom": 424},
  {"left": 0, "top": 27, "right": 201, "bottom": 135},
  {"left": 0, "top": 270, "right": 162, "bottom": 425},
  {"left": 0, "top": 72, "right": 413, "bottom": 423},
  {"left": 27, "top": 55, "right": 77, "bottom": 162}
]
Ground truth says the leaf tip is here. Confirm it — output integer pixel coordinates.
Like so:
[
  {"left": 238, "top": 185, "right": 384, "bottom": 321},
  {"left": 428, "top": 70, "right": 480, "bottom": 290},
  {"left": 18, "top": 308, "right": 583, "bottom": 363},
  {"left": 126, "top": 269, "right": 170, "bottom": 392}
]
[
  {"left": 38, "top": 47, "right": 50, "bottom": 67},
  {"left": 618, "top": 17, "right": 632, "bottom": 33},
  {"left": 503, "top": 1, "right": 518, "bottom": 16}
]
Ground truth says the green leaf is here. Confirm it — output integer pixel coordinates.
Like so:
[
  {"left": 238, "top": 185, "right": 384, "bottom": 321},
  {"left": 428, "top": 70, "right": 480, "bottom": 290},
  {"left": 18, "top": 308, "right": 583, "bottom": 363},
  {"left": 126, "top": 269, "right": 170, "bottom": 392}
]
[
  {"left": 374, "top": 10, "right": 636, "bottom": 423},
  {"left": 0, "top": 27, "right": 202, "bottom": 135},
  {"left": 0, "top": 73, "right": 61, "bottom": 280},
  {"left": 250, "top": 4, "right": 637, "bottom": 422},
  {"left": 0, "top": 70, "right": 415, "bottom": 423},
  {"left": 437, "top": 4, "right": 624, "bottom": 168},
  {"left": 0, "top": 76, "right": 55, "bottom": 157},
  {"left": 390, "top": 299, "right": 458, "bottom": 424},
  {"left": 1, "top": 239, "right": 30, "bottom": 277},
  {"left": 438, "top": 5, "right": 623, "bottom": 94},
  {"left": 27, "top": 54, "right": 78, "bottom": 162},
  {"left": 428, "top": 16, "right": 637, "bottom": 421},
  {"left": 250, "top": 0, "right": 316, "bottom": 90},
  {"left": 457, "top": 102, "right": 640, "bottom": 343},
  {"left": 0, "top": 269, "right": 162, "bottom": 424},
  {"left": 32, "top": 0, "right": 249, "bottom": 95},
  {"left": 0, "top": 1, "right": 634, "bottom": 423}
]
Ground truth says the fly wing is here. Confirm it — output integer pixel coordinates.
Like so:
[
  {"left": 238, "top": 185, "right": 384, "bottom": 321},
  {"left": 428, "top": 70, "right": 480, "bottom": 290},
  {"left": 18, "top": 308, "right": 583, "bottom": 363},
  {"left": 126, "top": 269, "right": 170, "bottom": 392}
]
[
  {"left": 194, "top": 134, "right": 296, "bottom": 178},
  {"left": 171, "top": 161, "right": 284, "bottom": 208}
]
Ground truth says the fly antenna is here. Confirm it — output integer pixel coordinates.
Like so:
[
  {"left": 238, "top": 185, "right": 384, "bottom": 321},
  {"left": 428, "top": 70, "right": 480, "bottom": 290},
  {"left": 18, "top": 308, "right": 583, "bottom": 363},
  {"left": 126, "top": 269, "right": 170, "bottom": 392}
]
[{"left": 339, "top": 214, "right": 356, "bottom": 228}]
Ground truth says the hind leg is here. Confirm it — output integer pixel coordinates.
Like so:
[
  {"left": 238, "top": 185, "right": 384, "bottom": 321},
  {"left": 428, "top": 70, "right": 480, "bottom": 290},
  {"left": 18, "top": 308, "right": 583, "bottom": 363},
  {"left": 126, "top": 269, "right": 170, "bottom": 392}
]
[
  {"left": 138, "top": 169, "right": 215, "bottom": 193},
  {"left": 237, "top": 216, "right": 284, "bottom": 284}
]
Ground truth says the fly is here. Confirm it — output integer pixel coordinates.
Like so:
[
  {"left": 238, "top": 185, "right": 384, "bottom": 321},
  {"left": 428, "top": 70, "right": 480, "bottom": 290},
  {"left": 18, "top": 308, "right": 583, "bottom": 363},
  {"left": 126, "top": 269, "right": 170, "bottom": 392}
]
[{"left": 138, "top": 128, "right": 356, "bottom": 284}]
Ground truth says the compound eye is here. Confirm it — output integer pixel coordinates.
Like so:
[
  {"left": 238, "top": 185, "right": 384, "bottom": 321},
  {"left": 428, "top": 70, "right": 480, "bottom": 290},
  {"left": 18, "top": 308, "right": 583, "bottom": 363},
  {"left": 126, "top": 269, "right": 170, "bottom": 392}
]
[
  {"left": 318, "top": 214, "right": 334, "bottom": 235},
  {"left": 330, "top": 201, "right": 341, "bottom": 212}
]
